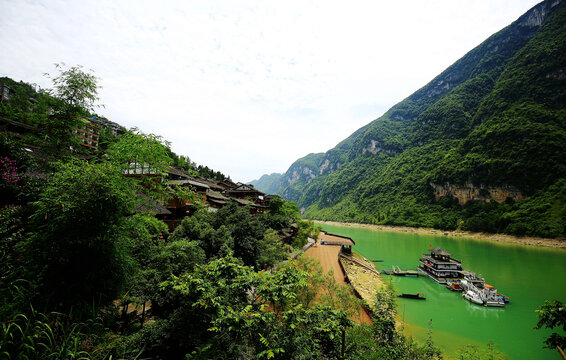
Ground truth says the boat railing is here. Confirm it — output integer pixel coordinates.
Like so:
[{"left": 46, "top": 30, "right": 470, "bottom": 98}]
[{"left": 421, "top": 255, "right": 461, "bottom": 265}]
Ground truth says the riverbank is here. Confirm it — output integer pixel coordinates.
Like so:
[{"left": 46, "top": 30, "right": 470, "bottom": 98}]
[
  {"left": 340, "top": 252, "right": 385, "bottom": 305},
  {"left": 303, "top": 232, "right": 373, "bottom": 324},
  {"left": 315, "top": 221, "right": 566, "bottom": 249}
]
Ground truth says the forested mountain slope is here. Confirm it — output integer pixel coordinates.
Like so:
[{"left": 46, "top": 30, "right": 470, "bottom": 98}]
[
  {"left": 250, "top": 172, "right": 283, "bottom": 195},
  {"left": 268, "top": 0, "right": 566, "bottom": 237}
]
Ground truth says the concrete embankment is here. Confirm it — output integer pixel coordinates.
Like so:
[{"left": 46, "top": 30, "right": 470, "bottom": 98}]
[
  {"left": 304, "top": 231, "right": 390, "bottom": 324},
  {"left": 340, "top": 253, "right": 385, "bottom": 309},
  {"left": 304, "top": 232, "right": 373, "bottom": 324}
]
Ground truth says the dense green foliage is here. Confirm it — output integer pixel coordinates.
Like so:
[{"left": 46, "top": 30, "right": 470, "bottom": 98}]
[
  {"left": 535, "top": 299, "right": 566, "bottom": 350},
  {"left": 0, "top": 77, "right": 51, "bottom": 127},
  {"left": 0, "top": 64, "right": 454, "bottom": 359},
  {"left": 270, "top": 0, "right": 566, "bottom": 237},
  {"left": 21, "top": 160, "right": 137, "bottom": 314},
  {"left": 134, "top": 256, "right": 352, "bottom": 359},
  {"left": 0, "top": 64, "right": 338, "bottom": 358}
]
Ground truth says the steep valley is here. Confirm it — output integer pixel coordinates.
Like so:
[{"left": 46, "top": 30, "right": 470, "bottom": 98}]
[{"left": 252, "top": 0, "right": 566, "bottom": 238}]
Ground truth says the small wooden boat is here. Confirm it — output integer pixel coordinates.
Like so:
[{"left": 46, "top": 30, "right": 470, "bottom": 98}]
[
  {"left": 446, "top": 282, "right": 463, "bottom": 292},
  {"left": 397, "top": 292, "right": 426, "bottom": 300}
]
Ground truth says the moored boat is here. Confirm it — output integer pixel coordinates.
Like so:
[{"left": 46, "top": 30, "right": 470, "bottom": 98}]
[
  {"left": 463, "top": 289, "right": 483, "bottom": 305},
  {"left": 484, "top": 297, "right": 505, "bottom": 307},
  {"left": 397, "top": 292, "right": 426, "bottom": 300},
  {"left": 418, "top": 247, "right": 463, "bottom": 284},
  {"left": 418, "top": 248, "right": 508, "bottom": 307},
  {"left": 446, "top": 281, "right": 463, "bottom": 292}
]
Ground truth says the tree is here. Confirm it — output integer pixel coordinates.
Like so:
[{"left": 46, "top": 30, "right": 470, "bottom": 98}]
[
  {"left": 106, "top": 128, "right": 175, "bottom": 203},
  {"left": 106, "top": 128, "right": 172, "bottom": 176},
  {"left": 123, "top": 213, "right": 168, "bottom": 267},
  {"left": 212, "top": 201, "right": 266, "bottom": 268},
  {"left": 535, "top": 300, "right": 566, "bottom": 351},
  {"left": 137, "top": 255, "right": 353, "bottom": 359},
  {"left": 43, "top": 63, "right": 102, "bottom": 153},
  {"left": 169, "top": 215, "right": 234, "bottom": 260},
  {"left": 0, "top": 134, "right": 39, "bottom": 206},
  {"left": 20, "top": 159, "right": 137, "bottom": 315},
  {"left": 372, "top": 287, "right": 398, "bottom": 346},
  {"left": 45, "top": 63, "right": 101, "bottom": 115}
]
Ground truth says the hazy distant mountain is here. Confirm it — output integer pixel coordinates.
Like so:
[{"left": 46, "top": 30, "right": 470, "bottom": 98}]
[
  {"left": 249, "top": 173, "right": 283, "bottom": 194},
  {"left": 258, "top": 0, "right": 566, "bottom": 237}
]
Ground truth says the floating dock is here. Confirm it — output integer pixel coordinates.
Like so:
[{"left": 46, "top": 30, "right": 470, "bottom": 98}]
[{"left": 382, "top": 265, "right": 419, "bottom": 277}]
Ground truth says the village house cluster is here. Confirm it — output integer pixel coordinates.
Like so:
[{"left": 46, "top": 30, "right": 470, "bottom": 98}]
[
  {"left": 158, "top": 166, "right": 280, "bottom": 229},
  {"left": 1, "top": 86, "right": 280, "bottom": 232}
]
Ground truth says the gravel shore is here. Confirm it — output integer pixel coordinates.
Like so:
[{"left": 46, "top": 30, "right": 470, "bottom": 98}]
[{"left": 315, "top": 221, "right": 566, "bottom": 249}]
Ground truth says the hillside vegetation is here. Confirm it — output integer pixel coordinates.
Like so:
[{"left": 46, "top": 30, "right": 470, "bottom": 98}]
[
  {"left": 1, "top": 64, "right": 452, "bottom": 359},
  {"left": 260, "top": 0, "right": 566, "bottom": 238}
]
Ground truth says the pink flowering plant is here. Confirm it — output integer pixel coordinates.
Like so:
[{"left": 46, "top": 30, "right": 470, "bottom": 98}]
[{"left": 1, "top": 156, "right": 20, "bottom": 185}]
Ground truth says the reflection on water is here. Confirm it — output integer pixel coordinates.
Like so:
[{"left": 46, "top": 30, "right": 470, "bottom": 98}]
[
  {"left": 461, "top": 300, "right": 504, "bottom": 319},
  {"left": 322, "top": 224, "right": 566, "bottom": 360}
]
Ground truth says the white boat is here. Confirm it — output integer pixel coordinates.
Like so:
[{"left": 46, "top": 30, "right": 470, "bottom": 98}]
[
  {"left": 463, "top": 289, "right": 483, "bottom": 305},
  {"left": 484, "top": 297, "right": 505, "bottom": 307},
  {"left": 481, "top": 287, "right": 506, "bottom": 307}
]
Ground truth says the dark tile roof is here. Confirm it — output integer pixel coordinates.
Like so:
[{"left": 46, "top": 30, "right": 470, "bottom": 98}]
[
  {"left": 206, "top": 189, "right": 229, "bottom": 201},
  {"left": 431, "top": 247, "right": 451, "bottom": 256},
  {"left": 169, "top": 179, "right": 210, "bottom": 189},
  {"left": 135, "top": 193, "right": 172, "bottom": 215},
  {"left": 167, "top": 167, "right": 191, "bottom": 179}
]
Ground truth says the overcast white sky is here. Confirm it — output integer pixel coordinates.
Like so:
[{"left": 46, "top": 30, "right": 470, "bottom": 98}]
[{"left": 1, "top": 0, "right": 541, "bottom": 182}]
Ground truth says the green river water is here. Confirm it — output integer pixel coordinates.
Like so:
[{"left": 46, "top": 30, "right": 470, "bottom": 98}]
[{"left": 321, "top": 224, "right": 566, "bottom": 360}]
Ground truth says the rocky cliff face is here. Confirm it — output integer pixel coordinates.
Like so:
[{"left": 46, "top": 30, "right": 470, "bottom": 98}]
[
  {"left": 361, "top": 139, "right": 397, "bottom": 155},
  {"left": 520, "top": 0, "right": 559, "bottom": 27},
  {"left": 278, "top": 152, "right": 343, "bottom": 189},
  {"left": 287, "top": 166, "right": 316, "bottom": 186},
  {"left": 431, "top": 182, "right": 524, "bottom": 205}
]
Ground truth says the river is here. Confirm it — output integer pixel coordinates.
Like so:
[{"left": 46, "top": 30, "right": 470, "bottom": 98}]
[{"left": 321, "top": 223, "right": 566, "bottom": 359}]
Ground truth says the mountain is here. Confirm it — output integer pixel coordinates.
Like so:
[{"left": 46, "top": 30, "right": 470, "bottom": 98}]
[
  {"left": 263, "top": 0, "right": 566, "bottom": 237},
  {"left": 249, "top": 172, "right": 283, "bottom": 194}
]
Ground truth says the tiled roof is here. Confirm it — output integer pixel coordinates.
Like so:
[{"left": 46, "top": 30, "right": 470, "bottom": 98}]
[
  {"left": 135, "top": 193, "right": 172, "bottom": 215},
  {"left": 167, "top": 167, "right": 191, "bottom": 179},
  {"left": 206, "top": 189, "right": 229, "bottom": 200},
  {"left": 431, "top": 247, "right": 451, "bottom": 256},
  {"left": 169, "top": 179, "right": 210, "bottom": 189}
]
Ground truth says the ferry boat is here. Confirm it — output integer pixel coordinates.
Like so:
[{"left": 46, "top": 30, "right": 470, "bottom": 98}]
[{"left": 418, "top": 247, "right": 463, "bottom": 284}]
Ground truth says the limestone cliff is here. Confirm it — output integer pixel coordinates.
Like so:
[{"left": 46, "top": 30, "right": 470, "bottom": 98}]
[{"left": 431, "top": 182, "right": 524, "bottom": 205}]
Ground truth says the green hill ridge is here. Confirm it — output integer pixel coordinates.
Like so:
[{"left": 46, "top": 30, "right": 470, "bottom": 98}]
[{"left": 253, "top": 0, "right": 566, "bottom": 237}]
